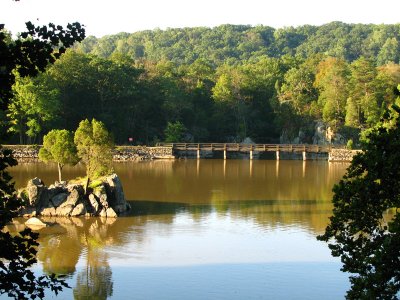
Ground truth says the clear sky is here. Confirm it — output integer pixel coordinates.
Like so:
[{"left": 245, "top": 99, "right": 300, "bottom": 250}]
[{"left": 1, "top": 0, "right": 399, "bottom": 37}]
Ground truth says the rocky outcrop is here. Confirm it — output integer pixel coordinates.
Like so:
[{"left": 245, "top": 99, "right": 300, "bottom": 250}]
[
  {"left": 313, "top": 121, "right": 346, "bottom": 145},
  {"left": 19, "top": 173, "right": 130, "bottom": 218}
]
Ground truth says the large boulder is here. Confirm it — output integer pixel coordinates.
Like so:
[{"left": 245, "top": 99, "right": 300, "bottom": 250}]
[
  {"left": 26, "top": 177, "right": 45, "bottom": 207},
  {"left": 105, "top": 173, "right": 129, "bottom": 214},
  {"left": 88, "top": 193, "right": 100, "bottom": 214},
  {"left": 70, "top": 203, "right": 86, "bottom": 217},
  {"left": 25, "top": 217, "right": 47, "bottom": 227}
]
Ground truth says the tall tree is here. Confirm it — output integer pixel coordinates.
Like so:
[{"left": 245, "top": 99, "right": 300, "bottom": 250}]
[
  {"left": 8, "top": 73, "right": 60, "bottom": 144},
  {"left": 348, "top": 57, "right": 381, "bottom": 128},
  {"left": 314, "top": 57, "right": 349, "bottom": 130},
  {"left": 212, "top": 66, "right": 249, "bottom": 140},
  {"left": 318, "top": 105, "right": 400, "bottom": 299},
  {"left": 74, "top": 119, "right": 114, "bottom": 180}
]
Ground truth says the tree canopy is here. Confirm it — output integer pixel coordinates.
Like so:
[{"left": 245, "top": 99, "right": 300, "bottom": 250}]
[
  {"left": 39, "top": 129, "right": 79, "bottom": 182},
  {"left": 318, "top": 104, "right": 400, "bottom": 299},
  {"left": 74, "top": 119, "right": 114, "bottom": 179}
]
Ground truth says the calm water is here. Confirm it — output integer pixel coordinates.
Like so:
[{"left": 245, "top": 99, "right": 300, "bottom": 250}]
[{"left": 7, "top": 160, "right": 350, "bottom": 299}]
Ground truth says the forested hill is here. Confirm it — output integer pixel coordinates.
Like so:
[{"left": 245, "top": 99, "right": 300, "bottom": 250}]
[
  {"left": 76, "top": 22, "right": 400, "bottom": 66},
  {"left": 8, "top": 22, "right": 400, "bottom": 146}
]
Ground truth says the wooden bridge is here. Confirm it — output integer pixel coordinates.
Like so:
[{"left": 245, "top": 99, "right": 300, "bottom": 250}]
[{"left": 156, "top": 143, "right": 347, "bottom": 160}]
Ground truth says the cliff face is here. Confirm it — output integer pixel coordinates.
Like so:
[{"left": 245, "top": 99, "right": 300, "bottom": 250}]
[
  {"left": 19, "top": 173, "right": 130, "bottom": 218},
  {"left": 280, "top": 121, "right": 347, "bottom": 145}
]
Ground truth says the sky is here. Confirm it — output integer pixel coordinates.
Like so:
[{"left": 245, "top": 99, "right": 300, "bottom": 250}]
[{"left": 1, "top": 0, "right": 400, "bottom": 37}]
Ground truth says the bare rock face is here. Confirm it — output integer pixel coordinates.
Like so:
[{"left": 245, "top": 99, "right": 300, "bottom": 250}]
[
  {"left": 51, "top": 193, "right": 68, "bottom": 208},
  {"left": 88, "top": 194, "right": 100, "bottom": 214},
  {"left": 71, "top": 203, "right": 86, "bottom": 217},
  {"left": 106, "top": 207, "right": 117, "bottom": 218},
  {"left": 26, "top": 177, "right": 45, "bottom": 207},
  {"left": 106, "top": 173, "right": 130, "bottom": 213},
  {"left": 56, "top": 204, "right": 75, "bottom": 217},
  {"left": 19, "top": 173, "right": 129, "bottom": 218},
  {"left": 39, "top": 206, "right": 57, "bottom": 216},
  {"left": 63, "top": 186, "right": 83, "bottom": 207}
]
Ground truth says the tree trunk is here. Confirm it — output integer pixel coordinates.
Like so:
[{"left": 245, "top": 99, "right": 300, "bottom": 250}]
[{"left": 57, "top": 163, "right": 63, "bottom": 183}]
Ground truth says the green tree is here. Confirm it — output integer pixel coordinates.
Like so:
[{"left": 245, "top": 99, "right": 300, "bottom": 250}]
[
  {"left": 348, "top": 57, "right": 381, "bottom": 128},
  {"left": 377, "top": 37, "right": 400, "bottom": 66},
  {"left": 8, "top": 73, "right": 60, "bottom": 144},
  {"left": 314, "top": 57, "right": 349, "bottom": 130},
  {"left": 345, "top": 97, "right": 361, "bottom": 128},
  {"left": 39, "top": 129, "right": 79, "bottom": 182},
  {"left": 74, "top": 119, "right": 114, "bottom": 180},
  {"left": 212, "top": 66, "right": 249, "bottom": 139},
  {"left": 0, "top": 20, "right": 85, "bottom": 299},
  {"left": 318, "top": 105, "right": 400, "bottom": 299},
  {"left": 164, "top": 121, "right": 187, "bottom": 143}
]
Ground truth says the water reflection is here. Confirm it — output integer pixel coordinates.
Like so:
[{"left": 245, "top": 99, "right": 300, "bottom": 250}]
[
  {"left": 9, "top": 160, "right": 349, "bottom": 237},
  {"left": 7, "top": 160, "right": 349, "bottom": 299},
  {"left": 11, "top": 160, "right": 347, "bottom": 202}
]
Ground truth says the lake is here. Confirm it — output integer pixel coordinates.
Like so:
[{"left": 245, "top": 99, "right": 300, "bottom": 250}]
[{"left": 7, "top": 159, "right": 350, "bottom": 299}]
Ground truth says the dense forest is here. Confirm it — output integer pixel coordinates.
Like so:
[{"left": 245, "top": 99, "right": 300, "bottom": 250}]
[{"left": 6, "top": 22, "right": 400, "bottom": 145}]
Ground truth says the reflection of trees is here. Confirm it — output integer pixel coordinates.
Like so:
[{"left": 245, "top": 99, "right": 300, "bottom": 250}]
[
  {"left": 73, "top": 249, "right": 113, "bottom": 300},
  {"left": 37, "top": 226, "right": 80, "bottom": 275},
  {"left": 72, "top": 219, "right": 117, "bottom": 299},
  {"left": 33, "top": 218, "right": 121, "bottom": 299}
]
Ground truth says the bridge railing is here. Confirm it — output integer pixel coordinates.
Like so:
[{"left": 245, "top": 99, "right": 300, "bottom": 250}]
[{"left": 156, "top": 143, "right": 347, "bottom": 153}]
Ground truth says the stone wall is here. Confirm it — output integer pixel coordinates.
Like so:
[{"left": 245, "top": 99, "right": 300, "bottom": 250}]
[
  {"left": 114, "top": 146, "right": 174, "bottom": 161},
  {"left": 328, "top": 149, "right": 361, "bottom": 162},
  {"left": 3, "top": 145, "right": 40, "bottom": 162},
  {"left": 3, "top": 145, "right": 175, "bottom": 162}
]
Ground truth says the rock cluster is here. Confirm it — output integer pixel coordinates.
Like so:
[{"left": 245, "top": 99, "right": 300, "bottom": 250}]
[
  {"left": 328, "top": 149, "right": 361, "bottom": 162},
  {"left": 19, "top": 173, "right": 130, "bottom": 218}
]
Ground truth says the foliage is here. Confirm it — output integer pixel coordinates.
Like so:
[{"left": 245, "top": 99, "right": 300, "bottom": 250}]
[
  {"left": 0, "top": 149, "right": 69, "bottom": 299},
  {"left": 0, "top": 18, "right": 85, "bottom": 300},
  {"left": 74, "top": 119, "right": 114, "bottom": 179},
  {"left": 77, "top": 22, "right": 400, "bottom": 67},
  {"left": 346, "top": 139, "right": 353, "bottom": 150},
  {"left": 5, "top": 23, "right": 400, "bottom": 146},
  {"left": 8, "top": 73, "right": 61, "bottom": 144},
  {"left": 39, "top": 129, "right": 79, "bottom": 182},
  {"left": 318, "top": 105, "right": 400, "bottom": 299},
  {"left": 164, "top": 121, "right": 187, "bottom": 143},
  {"left": 0, "top": 21, "right": 85, "bottom": 109}
]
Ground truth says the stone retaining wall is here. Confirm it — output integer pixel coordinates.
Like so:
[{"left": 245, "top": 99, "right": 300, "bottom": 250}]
[
  {"left": 114, "top": 146, "right": 174, "bottom": 161},
  {"left": 328, "top": 149, "right": 361, "bottom": 162},
  {"left": 3, "top": 145, "right": 175, "bottom": 162}
]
